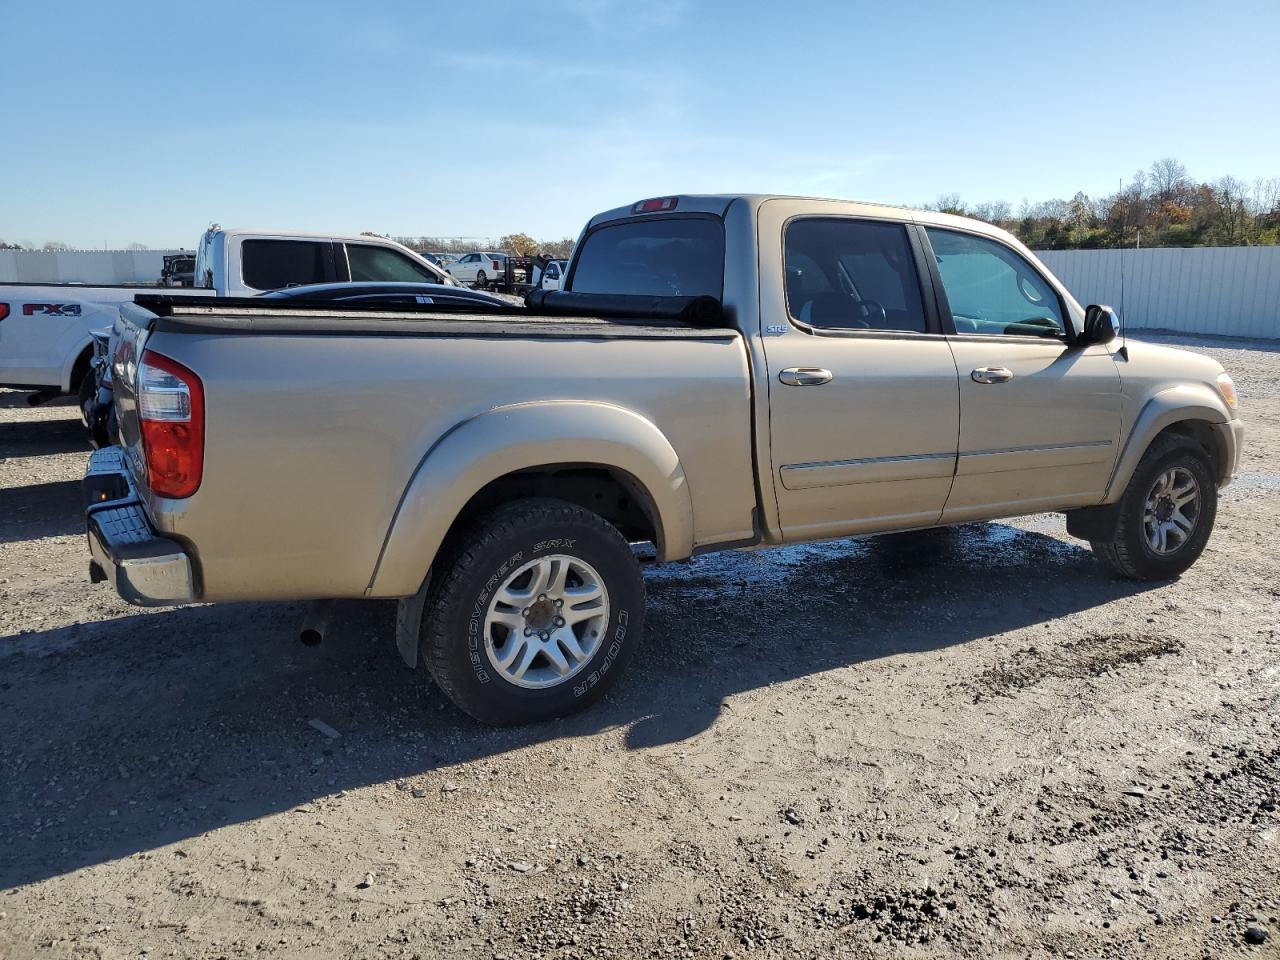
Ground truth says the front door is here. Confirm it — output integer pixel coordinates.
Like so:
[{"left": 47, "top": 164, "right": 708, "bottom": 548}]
[
  {"left": 921, "top": 226, "right": 1123, "bottom": 521},
  {"left": 761, "top": 209, "right": 961, "bottom": 541}
]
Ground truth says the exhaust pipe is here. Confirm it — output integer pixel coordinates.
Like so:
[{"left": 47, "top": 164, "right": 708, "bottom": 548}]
[
  {"left": 299, "top": 600, "right": 335, "bottom": 646},
  {"left": 27, "top": 390, "right": 60, "bottom": 406}
]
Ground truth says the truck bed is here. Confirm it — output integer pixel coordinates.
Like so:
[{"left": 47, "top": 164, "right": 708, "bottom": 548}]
[{"left": 112, "top": 295, "right": 756, "bottom": 602}]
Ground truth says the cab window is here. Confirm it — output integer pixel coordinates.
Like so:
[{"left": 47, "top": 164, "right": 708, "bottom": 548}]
[
  {"left": 784, "top": 218, "right": 927, "bottom": 332},
  {"left": 569, "top": 217, "right": 724, "bottom": 298},
  {"left": 241, "top": 239, "right": 328, "bottom": 290},
  {"left": 346, "top": 244, "right": 439, "bottom": 283},
  {"left": 925, "top": 228, "right": 1065, "bottom": 337}
]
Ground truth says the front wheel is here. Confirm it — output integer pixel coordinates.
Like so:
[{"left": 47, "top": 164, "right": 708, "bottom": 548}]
[
  {"left": 1090, "top": 434, "right": 1217, "bottom": 580},
  {"left": 420, "top": 498, "right": 645, "bottom": 725}
]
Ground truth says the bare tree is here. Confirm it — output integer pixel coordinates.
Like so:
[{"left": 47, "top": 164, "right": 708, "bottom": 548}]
[
  {"left": 538, "top": 238, "right": 575, "bottom": 259},
  {"left": 971, "top": 200, "right": 1012, "bottom": 224},
  {"left": 1067, "top": 192, "right": 1096, "bottom": 230},
  {"left": 125, "top": 242, "right": 148, "bottom": 251},
  {"left": 930, "top": 193, "right": 966, "bottom": 215},
  {"left": 41, "top": 241, "right": 71, "bottom": 252},
  {"left": 1149, "top": 158, "right": 1189, "bottom": 201}
]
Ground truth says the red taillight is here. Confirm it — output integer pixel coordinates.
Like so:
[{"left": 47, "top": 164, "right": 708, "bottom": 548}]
[
  {"left": 491, "top": 259, "right": 501, "bottom": 271},
  {"left": 633, "top": 197, "right": 679, "bottom": 214},
  {"left": 137, "top": 349, "right": 204, "bottom": 499},
  {"left": 0, "top": 303, "right": 9, "bottom": 322}
]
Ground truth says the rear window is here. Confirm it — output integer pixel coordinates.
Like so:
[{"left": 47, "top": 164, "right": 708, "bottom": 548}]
[
  {"left": 568, "top": 217, "right": 724, "bottom": 298},
  {"left": 347, "top": 244, "right": 439, "bottom": 283},
  {"left": 241, "top": 239, "right": 327, "bottom": 290}
]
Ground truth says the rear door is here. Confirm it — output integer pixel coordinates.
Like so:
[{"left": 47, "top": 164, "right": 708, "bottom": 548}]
[
  {"left": 758, "top": 201, "right": 962, "bottom": 540},
  {"left": 237, "top": 238, "right": 337, "bottom": 292},
  {"left": 921, "top": 226, "right": 1122, "bottom": 520},
  {"left": 452, "top": 254, "right": 477, "bottom": 283}
]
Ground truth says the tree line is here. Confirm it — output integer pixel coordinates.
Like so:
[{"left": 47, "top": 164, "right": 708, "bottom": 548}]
[
  {"left": 928, "top": 158, "right": 1280, "bottom": 250},
  {"left": 392, "top": 233, "right": 576, "bottom": 258},
  {"left": 9, "top": 159, "right": 1277, "bottom": 254}
]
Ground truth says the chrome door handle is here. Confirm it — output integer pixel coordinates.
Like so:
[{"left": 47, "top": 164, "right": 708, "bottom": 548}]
[
  {"left": 779, "top": 367, "right": 833, "bottom": 386},
  {"left": 971, "top": 366, "right": 1014, "bottom": 384}
]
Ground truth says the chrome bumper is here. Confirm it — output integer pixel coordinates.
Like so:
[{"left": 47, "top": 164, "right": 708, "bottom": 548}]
[{"left": 83, "top": 447, "right": 196, "bottom": 607}]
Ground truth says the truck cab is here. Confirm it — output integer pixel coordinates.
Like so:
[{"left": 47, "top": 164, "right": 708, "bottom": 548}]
[{"left": 193, "top": 228, "right": 454, "bottom": 294}]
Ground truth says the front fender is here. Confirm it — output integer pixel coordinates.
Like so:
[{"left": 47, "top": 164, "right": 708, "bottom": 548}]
[
  {"left": 1105, "top": 384, "right": 1233, "bottom": 501},
  {"left": 367, "top": 401, "right": 694, "bottom": 597}
]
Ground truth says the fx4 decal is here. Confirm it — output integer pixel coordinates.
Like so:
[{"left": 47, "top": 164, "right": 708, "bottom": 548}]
[{"left": 23, "top": 303, "right": 82, "bottom": 317}]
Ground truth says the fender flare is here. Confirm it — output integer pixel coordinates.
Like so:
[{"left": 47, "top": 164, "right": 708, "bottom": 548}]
[
  {"left": 368, "top": 400, "right": 694, "bottom": 598},
  {"left": 1104, "top": 383, "right": 1231, "bottom": 501}
]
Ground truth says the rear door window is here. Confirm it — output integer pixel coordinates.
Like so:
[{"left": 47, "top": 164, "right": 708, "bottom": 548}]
[
  {"left": 346, "top": 244, "right": 440, "bottom": 283},
  {"left": 784, "top": 218, "right": 928, "bottom": 332},
  {"left": 241, "top": 240, "right": 329, "bottom": 290},
  {"left": 568, "top": 217, "right": 724, "bottom": 298}
]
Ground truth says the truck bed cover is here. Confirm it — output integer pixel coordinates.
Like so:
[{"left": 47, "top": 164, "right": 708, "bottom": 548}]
[{"left": 137, "top": 296, "right": 740, "bottom": 341}]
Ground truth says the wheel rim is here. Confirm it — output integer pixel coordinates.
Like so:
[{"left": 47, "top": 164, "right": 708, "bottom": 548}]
[
  {"left": 483, "top": 554, "right": 609, "bottom": 689},
  {"left": 1142, "top": 466, "right": 1201, "bottom": 555},
  {"left": 476, "top": 271, "right": 486, "bottom": 287}
]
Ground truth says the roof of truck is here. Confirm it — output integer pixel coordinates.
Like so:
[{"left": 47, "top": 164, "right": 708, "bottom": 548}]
[
  {"left": 209, "top": 228, "right": 418, "bottom": 245},
  {"left": 583, "top": 193, "right": 1028, "bottom": 253}
]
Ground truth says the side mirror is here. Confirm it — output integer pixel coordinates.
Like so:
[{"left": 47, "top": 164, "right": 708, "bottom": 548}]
[{"left": 1082, "top": 304, "right": 1119, "bottom": 346}]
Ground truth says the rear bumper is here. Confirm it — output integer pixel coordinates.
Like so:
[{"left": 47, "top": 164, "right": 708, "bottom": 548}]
[{"left": 83, "top": 447, "right": 196, "bottom": 606}]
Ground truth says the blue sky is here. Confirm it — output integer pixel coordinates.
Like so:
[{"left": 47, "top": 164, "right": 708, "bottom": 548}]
[{"left": 2, "top": 0, "right": 1278, "bottom": 249}]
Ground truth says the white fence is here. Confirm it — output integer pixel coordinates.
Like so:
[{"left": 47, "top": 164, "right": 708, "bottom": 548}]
[
  {"left": 1036, "top": 246, "right": 1280, "bottom": 340},
  {"left": 0, "top": 249, "right": 189, "bottom": 285}
]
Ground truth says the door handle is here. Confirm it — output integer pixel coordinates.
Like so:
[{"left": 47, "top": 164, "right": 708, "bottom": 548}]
[
  {"left": 971, "top": 366, "right": 1014, "bottom": 384},
  {"left": 779, "top": 367, "right": 833, "bottom": 386}
]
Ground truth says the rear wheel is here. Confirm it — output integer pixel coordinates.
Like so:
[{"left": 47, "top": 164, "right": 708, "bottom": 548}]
[
  {"left": 420, "top": 498, "right": 645, "bottom": 725},
  {"left": 1090, "top": 434, "right": 1217, "bottom": 580},
  {"left": 474, "top": 269, "right": 488, "bottom": 290}
]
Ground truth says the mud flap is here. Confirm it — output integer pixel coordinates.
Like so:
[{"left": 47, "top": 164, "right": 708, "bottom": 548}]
[
  {"left": 1065, "top": 502, "right": 1123, "bottom": 542},
  {"left": 394, "top": 573, "right": 432, "bottom": 669}
]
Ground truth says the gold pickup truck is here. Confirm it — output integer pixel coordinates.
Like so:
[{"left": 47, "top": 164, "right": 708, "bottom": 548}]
[{"left": 82, "top": 194, "right": 1244, "bottom": 724}]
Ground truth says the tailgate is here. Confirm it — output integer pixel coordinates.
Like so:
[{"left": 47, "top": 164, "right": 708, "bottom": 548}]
[{"left": 111, "top": 302, "right": 155, "bottom": 488}]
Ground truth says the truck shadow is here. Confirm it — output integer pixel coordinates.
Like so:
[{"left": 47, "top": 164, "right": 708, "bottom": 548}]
[
  {"left": 0, "top": 418, "right": 91, "bottom": 459},
  {"left": 0, "top": 523, "right": 1157, "bottom": 890},
  {"left": 0, "top": 479, "right": 85, "bottom": 543}
]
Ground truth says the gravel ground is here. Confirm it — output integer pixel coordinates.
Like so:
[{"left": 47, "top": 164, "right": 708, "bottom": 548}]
[{"left": 1, "top": 334, "right": 1278, "bottom": 959}]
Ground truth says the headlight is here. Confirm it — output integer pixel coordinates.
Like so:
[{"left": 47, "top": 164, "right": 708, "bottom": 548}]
[{"left": 1216, "top": 372, "right": 1238, "bottom": 409}]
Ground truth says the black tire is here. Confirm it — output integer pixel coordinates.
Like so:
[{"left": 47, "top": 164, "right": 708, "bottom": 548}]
[
  {"left": 1090, "top": 434, "right": 1217, "bottom": 580},
  {"left": 420, "top": 498, "right": 645, "bottom": 725},
  {"left": 474, "top": 270, "right": 487, "bottom": 290},
  {"left": 77, "top": 368, "right": 96, "bottom": 409}
]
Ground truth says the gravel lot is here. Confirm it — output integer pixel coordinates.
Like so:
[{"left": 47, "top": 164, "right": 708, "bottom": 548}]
[{"left": 2, "top": 334, "right": 1278, "bottom": 959}]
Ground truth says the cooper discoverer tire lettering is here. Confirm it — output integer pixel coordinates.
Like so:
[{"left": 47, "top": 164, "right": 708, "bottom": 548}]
[{"left": 420, "top": 497, "right": 645, "bottom": 725}]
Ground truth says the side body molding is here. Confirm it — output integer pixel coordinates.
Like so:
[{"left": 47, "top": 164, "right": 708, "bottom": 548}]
[
  {"left": 1104, "top": 383, "right": 1233, "bottom": 502},
  {"left": 367, "top": 401, "right": 695, "bottom": 597}
]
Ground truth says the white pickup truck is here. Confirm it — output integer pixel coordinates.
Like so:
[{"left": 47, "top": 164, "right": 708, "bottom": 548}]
[{"left": 0, "top": 228, "right": 451, "bottom": 399}]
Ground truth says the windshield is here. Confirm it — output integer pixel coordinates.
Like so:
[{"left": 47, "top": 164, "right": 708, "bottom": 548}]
[{"left": 568, "top": 217, "right": 724, "bottom": 298}]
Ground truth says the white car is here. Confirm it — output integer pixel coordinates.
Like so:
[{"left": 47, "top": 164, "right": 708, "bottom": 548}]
[
  {"left": 539, "top": 259, "right": 568, "bottom": 291},
  {"left": 447, "top": 252, "right": 507, "bottom": 288}
]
